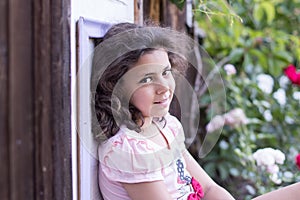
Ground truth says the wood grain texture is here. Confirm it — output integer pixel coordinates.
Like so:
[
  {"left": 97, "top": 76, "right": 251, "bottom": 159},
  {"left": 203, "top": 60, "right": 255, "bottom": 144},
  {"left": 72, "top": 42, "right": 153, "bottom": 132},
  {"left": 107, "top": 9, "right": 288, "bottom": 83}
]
[
  {"left": 1, "top": 0, "right": 72, "bottom": 199},
  {"left": 0, "top": 0, "right": 9, "bottom": 199},
  {"left": 9, "top": 0, "right": 34, "bottom": 199},
  {"left": 50, "top": 0, "right": 72, "bottom": 199},
  {"left": 33, "top": 0, "right": 53, "bottom": 199}
]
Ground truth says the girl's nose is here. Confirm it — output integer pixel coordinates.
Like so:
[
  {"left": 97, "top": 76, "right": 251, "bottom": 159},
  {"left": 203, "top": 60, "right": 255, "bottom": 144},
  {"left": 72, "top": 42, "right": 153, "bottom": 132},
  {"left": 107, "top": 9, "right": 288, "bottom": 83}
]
[{"left": 156, "top": 82, "right": 169, "bottom": 95}]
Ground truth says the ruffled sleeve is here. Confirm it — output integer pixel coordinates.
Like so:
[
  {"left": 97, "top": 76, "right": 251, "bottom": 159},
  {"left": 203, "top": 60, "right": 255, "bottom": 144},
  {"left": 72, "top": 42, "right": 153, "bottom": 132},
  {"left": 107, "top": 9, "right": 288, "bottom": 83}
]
[{"left": 98, "top": 127, "right": 164, "bottom": 183}]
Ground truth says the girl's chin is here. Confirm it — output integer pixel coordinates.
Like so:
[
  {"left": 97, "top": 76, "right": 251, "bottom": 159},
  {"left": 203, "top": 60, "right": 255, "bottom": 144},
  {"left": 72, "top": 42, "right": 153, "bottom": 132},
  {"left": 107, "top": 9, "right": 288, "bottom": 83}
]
[{"left": 150, "top": 110, "right": 169, "bottom": 118}]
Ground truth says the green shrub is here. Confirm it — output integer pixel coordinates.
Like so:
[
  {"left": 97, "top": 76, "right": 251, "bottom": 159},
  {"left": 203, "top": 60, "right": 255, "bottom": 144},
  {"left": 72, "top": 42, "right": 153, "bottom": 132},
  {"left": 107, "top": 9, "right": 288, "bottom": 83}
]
[{"left": 194, "top": 0, "right": 300, "bottom": 198}]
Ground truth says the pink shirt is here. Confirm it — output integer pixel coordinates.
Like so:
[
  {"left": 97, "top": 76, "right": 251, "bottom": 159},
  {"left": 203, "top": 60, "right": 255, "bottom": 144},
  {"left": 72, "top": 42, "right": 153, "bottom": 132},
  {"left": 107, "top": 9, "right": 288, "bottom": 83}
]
[{"left": 98, "top": 114, "right": 195, "bottom": 199}]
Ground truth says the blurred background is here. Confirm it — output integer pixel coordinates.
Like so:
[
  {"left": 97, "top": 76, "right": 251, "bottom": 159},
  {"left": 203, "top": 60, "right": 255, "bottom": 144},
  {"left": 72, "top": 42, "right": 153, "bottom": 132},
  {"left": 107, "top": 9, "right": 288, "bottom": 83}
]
[{"left": 182, "top": 1, "right": 300, "bottom": 199}]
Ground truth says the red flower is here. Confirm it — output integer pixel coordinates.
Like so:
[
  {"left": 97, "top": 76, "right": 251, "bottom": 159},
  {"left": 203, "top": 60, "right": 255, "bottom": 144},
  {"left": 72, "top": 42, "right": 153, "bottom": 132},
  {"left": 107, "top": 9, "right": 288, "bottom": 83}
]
[
  {"left": 284, "top": 64, "right": 300, "bottom": 86},
  {"left": 296, "top": 154, "right": 300, "bottom": 169},
  {"left": 188, "top": 177, "right": 204, "bottom": 200}
]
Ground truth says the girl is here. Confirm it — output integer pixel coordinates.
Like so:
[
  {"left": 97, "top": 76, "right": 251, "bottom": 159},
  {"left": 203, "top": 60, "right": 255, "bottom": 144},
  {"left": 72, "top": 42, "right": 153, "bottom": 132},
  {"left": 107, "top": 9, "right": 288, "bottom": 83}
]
[
  {"left": 94, "top": 22, "right": 234, "bottom": 200},
  {"left": 94, "top": 22, "right": 300, "bottom": 200}
]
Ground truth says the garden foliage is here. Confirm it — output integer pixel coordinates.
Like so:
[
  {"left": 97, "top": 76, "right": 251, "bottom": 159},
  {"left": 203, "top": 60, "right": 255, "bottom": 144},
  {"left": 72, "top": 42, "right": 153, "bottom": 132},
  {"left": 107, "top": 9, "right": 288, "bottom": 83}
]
[{"left": 194, "top": 0, "right": 300, "bottom": 199}]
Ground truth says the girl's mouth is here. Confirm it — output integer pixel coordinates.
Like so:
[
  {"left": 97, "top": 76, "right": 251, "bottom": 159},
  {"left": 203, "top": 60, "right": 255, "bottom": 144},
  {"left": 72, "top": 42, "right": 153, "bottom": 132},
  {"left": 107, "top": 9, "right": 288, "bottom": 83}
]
[
  {"left": 154, "top": 96, "right": 171, "bottom": 107},
  {"left": 154, "top": 98, "right": 168, "bottom": 104},
  {"left": 154, "top": 90, "right": 172, "bottom": 106}
]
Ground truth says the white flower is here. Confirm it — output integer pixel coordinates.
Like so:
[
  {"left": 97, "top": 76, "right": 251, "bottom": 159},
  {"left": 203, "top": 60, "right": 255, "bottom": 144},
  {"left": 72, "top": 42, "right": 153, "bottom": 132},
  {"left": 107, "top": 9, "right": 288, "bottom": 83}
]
[
  {"left": 283, "top": 171, "right": 293, "bottom": 180},
  {"left": 261, "top": 100, "right": 271, "bottom": 108},
  {"left": 253, "top": 148, "right": 276, "bottom": 166},
  {"left": 256, "top": 74, "right": 274, "bottom": 94},
  {"left": 224, "top": 108, "right": 248, "bottom": 125},
  {"left": 267, "top": 164, "right": 279, "bottom": 174},
  {"left": 285, "top": 116, "right": 294, "bottom": 124},
  {"left": 279, "top": 75, "right": 289, "bottom": 89},
  {"left": 206, "top": 115, "right": 225, "bottom": 133},
  {"left": 252, "top": 148, "right": 285, "bottom": 166},
  {"left": 270, "top": 173, "right": 282, "bottom": 184},
  {"left": 219, "top": 140, "right": 229, "bottom": 150},
  {"left": 293, "top": 91, "right": 300, "bottom": 102},
  {"left": 273, "top": 88, "right": 286, "bottom": 106},
  {"left": 263, "top": 110, "right": 273, "bottom": 122},
  {"left": 224, "top": 64, "right": 237, "bottom": 75},
  {"left": 273, "top": 149, "right": 285, "bottom": 164},
  {"left": 245, "top": 185, "right": 256, "bottom": 195},
  {"left": 253, "top": 148, "right": 285, "bottom": 184}
]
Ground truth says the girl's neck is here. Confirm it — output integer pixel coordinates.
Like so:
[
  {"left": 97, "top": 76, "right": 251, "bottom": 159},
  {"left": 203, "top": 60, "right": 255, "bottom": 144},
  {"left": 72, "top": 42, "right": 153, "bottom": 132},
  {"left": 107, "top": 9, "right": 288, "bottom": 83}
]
[{"left": 140, "top": 117, "right": 153, "bottom": 129}]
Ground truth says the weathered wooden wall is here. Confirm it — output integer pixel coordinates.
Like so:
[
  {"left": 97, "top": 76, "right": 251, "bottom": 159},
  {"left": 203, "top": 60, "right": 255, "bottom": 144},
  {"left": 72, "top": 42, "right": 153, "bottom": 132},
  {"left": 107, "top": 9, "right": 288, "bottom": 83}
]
[
  {"left": 143, "top": 0, "right": 186, "bottom": 31},
  {"left": 0, "top": 0, "right": 72, "bottom": 199}
]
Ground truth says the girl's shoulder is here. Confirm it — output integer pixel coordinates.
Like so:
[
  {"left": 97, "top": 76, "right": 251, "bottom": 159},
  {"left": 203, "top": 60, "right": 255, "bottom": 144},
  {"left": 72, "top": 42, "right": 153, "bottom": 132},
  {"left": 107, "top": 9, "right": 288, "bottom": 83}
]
[
  {"left": 98, "top": 125, "right": 162, "bottom": 166},
  {"left": 99, "top": 113, "right": 183, "bottom": 154},
  {"left": 164, "top": 113, "right": 183, "bottom": 130},
  {"left": 98, "top": 126, "right": 166, "bottom": 179},
  {"left": 98, "top": 125, "right": 149, "bottom": 154},
  {"left": 154, "top": 113, "right": 183, "bottom": 138}
]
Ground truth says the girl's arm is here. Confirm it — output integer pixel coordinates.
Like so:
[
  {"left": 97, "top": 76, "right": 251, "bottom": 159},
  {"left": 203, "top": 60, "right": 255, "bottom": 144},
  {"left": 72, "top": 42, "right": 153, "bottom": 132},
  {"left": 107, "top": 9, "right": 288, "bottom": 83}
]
[
  {"left": 122, "top": 180, "right": 173, "bottom": 200},
  {"left": 252, "top": 182, "right": 300, "bottom": 200},
  {"left": 183, "top": 150, "right": 235, "bottom": 200}
]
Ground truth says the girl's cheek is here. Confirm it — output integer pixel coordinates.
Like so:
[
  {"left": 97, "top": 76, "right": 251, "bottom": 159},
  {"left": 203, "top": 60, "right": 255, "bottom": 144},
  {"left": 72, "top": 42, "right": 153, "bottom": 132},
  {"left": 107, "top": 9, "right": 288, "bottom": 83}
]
[{"left": 169, "top": 77, "right": 176, "bottom": 91}]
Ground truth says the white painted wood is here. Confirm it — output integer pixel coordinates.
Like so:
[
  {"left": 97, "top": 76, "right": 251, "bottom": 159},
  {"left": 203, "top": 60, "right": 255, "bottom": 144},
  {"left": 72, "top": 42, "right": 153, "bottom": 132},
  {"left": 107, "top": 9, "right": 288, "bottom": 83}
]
[
  {"left": 71, "top": 1, "right": 134, "bottom": 199},
  {"left": 77, "top": 17, "right": 112, "bottom": 200},
  {"left": 72, "top": 0, "right": 134, "bottom": 23}
]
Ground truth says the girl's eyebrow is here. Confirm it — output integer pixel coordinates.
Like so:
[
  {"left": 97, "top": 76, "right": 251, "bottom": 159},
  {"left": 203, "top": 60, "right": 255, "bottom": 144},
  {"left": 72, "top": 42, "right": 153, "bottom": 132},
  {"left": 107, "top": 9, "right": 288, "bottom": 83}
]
[{"left": 143, "top": 65, "right": 171, "bottom": 76}]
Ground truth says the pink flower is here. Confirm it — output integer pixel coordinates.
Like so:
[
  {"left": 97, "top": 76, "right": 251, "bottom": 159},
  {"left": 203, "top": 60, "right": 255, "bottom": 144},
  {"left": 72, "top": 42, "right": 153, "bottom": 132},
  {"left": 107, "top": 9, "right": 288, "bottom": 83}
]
[
  {"left": 224, "top": 108, "right": 248, "bottom": 126},
  {"left": 206, "top": 115, "right": 225, "bottom": 133},
  {"left": 296, "top": 154, "right": 300, "bottom": 169},
  {"left": 224, "top": 64, "right": 237, "bottom": 75},
  {"left": 206, "top": 108, "right": 248, "bottom": 133},
  {"left": 284, "top": 64, "right": 300, "bottom": 86}
]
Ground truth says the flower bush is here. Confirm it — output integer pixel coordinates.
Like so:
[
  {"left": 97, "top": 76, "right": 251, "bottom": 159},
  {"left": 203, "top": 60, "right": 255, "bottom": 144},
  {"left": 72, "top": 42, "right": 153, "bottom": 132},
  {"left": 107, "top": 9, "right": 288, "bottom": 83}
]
[
  {"left": 193, "top": 0, "right": 300, "bottom": 199},
  {"left": 252, "top": 148, "right": 285, "bottom": 184},
  {"left": 206, "top": 108, "right": 248, "bottom": 133}
]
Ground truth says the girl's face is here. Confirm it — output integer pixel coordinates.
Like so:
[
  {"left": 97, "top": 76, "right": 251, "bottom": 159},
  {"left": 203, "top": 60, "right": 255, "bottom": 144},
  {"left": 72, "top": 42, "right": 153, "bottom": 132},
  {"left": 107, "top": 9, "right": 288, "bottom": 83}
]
[{"left": 122, "top": 50, "right": 175, "bottom": 119}]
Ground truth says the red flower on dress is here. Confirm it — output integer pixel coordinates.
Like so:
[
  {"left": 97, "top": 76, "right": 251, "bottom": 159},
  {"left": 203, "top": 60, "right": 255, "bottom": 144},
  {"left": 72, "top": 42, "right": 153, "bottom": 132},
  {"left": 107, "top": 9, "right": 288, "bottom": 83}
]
[
  {"left": 188, "top": 177, "right": 204, "bottom": 200},
  {"left": 296, "top": 154, "right": 300, "bottom": 169},
  {"left": 284, "top": 64, "right": 300, "bottom": 86}
]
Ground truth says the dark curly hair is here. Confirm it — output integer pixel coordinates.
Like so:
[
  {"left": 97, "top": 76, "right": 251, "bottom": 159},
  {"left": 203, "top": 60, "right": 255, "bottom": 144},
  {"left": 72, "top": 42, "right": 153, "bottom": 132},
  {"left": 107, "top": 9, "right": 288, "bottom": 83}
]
[{"left": 93, "top": 22, "right": 189, "bottom": 140}]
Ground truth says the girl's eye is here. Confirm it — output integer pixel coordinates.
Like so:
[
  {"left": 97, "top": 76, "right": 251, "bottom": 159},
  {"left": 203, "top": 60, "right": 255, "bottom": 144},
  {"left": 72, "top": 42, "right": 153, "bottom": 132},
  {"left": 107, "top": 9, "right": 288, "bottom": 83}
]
[
  {"left": 139, "top": 77, "right": 152, "bottom": 83},
  {"left": 162, "top": 69, "right": 172, "bottom": 76}
]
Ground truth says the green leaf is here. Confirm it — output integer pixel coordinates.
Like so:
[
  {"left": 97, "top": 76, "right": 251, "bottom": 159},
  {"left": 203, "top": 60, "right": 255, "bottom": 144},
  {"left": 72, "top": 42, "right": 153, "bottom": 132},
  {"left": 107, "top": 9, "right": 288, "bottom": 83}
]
[
  {"left": 218, "top": 165, "right": 229, "bottom": 180},
  {"left": 274, "top": 51, "right": 293, "bottom": 63},
  {"left": 253, "top": 2, "right": 275, "bottom": 25},
  {"left": 249, "top": 49, "right": 268, "bottom": 70},
  {"left": 253, "top": 3, "right": 264, "bottom": 23},
  {"left": 229, "top": 48, "right": 244, "bottom": 62},
  {"left": 270, "top": 59, "right": 287, "bottom": 76},
  {"left": 261, "top": 2, "right": 275, "bottom": 24},
  {"left": 296, "top": 48, "right": 300, "bottom": 62},
  {"left": 204, "top": 162, "right": 216, "bottom": 177},
  {"left": 256, "top": 133, "right": 276, "bottom": 140}
]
